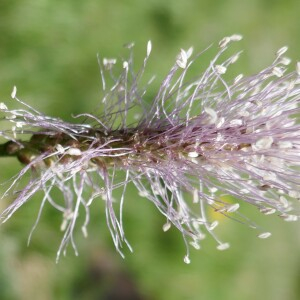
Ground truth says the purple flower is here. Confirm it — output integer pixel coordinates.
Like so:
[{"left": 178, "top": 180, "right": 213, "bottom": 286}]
[{"left": 1, "top": 35, "right": 300, "bottom": 263}]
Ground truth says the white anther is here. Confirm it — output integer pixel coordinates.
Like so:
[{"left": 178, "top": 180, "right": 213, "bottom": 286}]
[
  {"left": 230, "top": 34, "right": 243, "bottom": 41},
  {"left": 208, "top": 221, "right": 219, "bottom": 231},
  {"left": 186, "top": 47, "right": 194, "bottom": 59},
  {"left": 296, "top": 62, "right": 300, "bottom": 76},
  {"left": 276, "top": 46, "right": 288, "bottom": 57},
  {"left": 55, "top": 144, "right": 65, "bottom": 154},
  {"left": 11, "top": 86, "right": 17, "bottom": 99},
  {"left": 289, "top": 190, "right": 300, "bottom": 199},
  {"left": 184, "top": 255, "right": 191, "bottom": 264},
  {"left": 204, "top": 107, "right": 218, "bottom": 124},
  {"left": 162, "top": 222, "right": 171, "bottom": 232},
  {"left": 103, "top": 58, "right": 117, "bottom": 69},
  {"left": 66, "top": 148, "right": 82, "bottom": 156},
  {"left": 190, "top": 241, "right": 200, "bottom": 250},
  {"left": 272, "top": 67, "right": 284, "bottom": 77},
  {"left": 176, "top": 49, "right": 188, "bottom": 69},
  {"left": 226, "top": 203, "right": 240, "bottom": 213},
  {"left": 281, "top": 214, "right": 298, "bottom": 222},
  {"left": 0, "top": 102, "right": 7, "bottom": 110},
  {"left": 188, "top": 151, "right": 199, "bottom": 158},
  {"left": 234, "top": 74, "right": 244, "bottom": 84},
  {"left": 217, "top": 243, "right": 230, "bottom": 251},
  {"left": 219, "top": 37, "right": 231, "bottom": 48},
  {"left": 258, "top": 232, "right": 272, "bottom": 239},
  {"left": 254, "top": 137, "right": 273, "bottom": 150},
  {"left": 259, "top": 207, "right": 276, "bottom": 215},
  {"left": 146, "top": 40, "right": 152, "bottom": 57},
  {"left": 215, "top": 65, "right": 227, "bottom": 74},
  {"left": 280, "top": 57, "right": 291, "bottom": 65}
]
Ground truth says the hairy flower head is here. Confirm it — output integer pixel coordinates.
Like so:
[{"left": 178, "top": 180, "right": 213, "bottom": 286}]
[{"left": 1, "top": 35, "right": 300, "bottom": 263}]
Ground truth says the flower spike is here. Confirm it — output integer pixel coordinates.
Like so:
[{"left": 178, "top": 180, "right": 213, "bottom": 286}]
[{"left": 1, "top": 35, "right": 300, "bottom": 263}]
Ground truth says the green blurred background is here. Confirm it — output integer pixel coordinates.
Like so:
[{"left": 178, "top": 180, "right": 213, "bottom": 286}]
[{"left": 1, "top": 0, "right": 300, "bottom": 299}]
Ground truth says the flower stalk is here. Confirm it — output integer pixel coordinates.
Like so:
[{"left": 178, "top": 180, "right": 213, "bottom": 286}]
[{"left": 1, "top": 35, "right": 300, "bottom": 263}]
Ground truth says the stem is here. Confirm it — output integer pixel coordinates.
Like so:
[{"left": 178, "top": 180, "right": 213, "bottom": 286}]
[{"left": 0, "top": 141, "right": 21, "bottom": 158}]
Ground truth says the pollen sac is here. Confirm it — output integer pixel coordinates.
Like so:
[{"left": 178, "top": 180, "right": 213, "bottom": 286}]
[
  {"left": 215, "top": 65, "right": 227, "bottom": 74},
  {"left": 183, "top": 255, "right": 191, "bottom": 264},
  {"left": 276, "top": 46, "right": 288, "bottom": 57},
  {"left": 176, "top": 49, "right": 188, "bottom": 69},
  {"left": 11, "top": 86, "right": 17, "bottom": 98},
  {"left": 219, "top": 37, "right": 231, "bottom": 48},
  {"left": 0, "top": 102, "right": 7, "bottom": 110},
  {"left": 188, "top": 151, "right": 199, "bottom": 158},
  {"left": 162, "top": 222, "right": 171, "bottom": 232},
  {"left": 103, "top": 58, "right": 117, "bottom": 70},
  {"left": 217, "top": 243, "right": 230, "bottom": 251},
  {"left": 66, "top": 148, "right": 82, "bottom": 156},
  {"left": 253, "top": 137, "right": 273, "bottom": 150},
  {"left": 258, "top": 232, "right": 272, "bottom": 239}
]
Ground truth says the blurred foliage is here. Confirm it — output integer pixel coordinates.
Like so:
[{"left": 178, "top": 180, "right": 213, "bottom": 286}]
[{"left": 1, "top": 0, "right": 300, "bottom": 299}]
